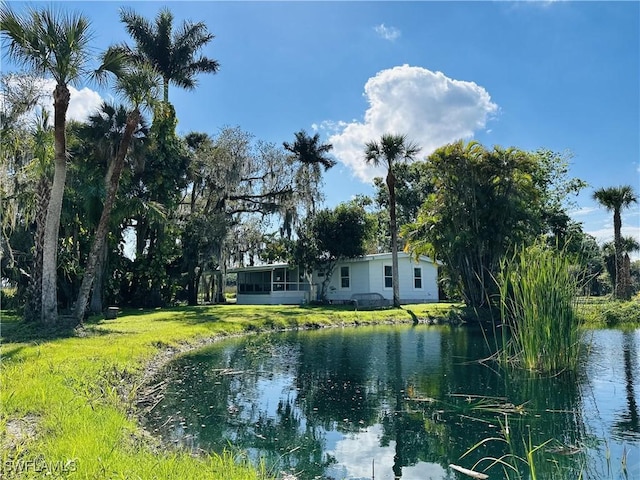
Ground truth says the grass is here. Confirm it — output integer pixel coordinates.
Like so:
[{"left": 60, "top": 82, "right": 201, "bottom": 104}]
[
  {"left": 0, "top": 302, "right": 457, "bottom": 479},
  {"left": 496, "top": 242, "right": 584, "bottom": 373},
  {"left": 577, "top": 295, "right": 640, "bottom": 328}
]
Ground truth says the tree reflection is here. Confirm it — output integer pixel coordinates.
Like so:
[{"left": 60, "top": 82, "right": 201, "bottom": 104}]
[
  {"left": 613, "top": 331, "right": 640, "bottom": 437},
  {"left": 295, "top": 329, "right": 380, "bottom": 430},
  {"left": 143, "top": 325, "right": 630, "bottom": 480}
]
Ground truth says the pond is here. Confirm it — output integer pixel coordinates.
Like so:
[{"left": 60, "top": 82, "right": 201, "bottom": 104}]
[{"left": 144, "top": 325, "right": 640, "bottom": 479}]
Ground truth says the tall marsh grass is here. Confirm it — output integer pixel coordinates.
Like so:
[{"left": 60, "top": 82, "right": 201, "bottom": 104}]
[{"left": 497, "top": 242, "right": 584, "bottom": 373}]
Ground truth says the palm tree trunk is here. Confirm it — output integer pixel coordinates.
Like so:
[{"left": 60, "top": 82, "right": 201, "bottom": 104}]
[
  {"left": 622, "top": 253, "right": 632, "bottom": 301},
  {"left": 614, "top": 209, "right": 623, "bottom": 299},
  {"left": 75, "top": 109, "right": 140, "bottom": 322},
  {"left": 89, "top": 241, "right": 108, "bottom": 314},
  {"left": 387, "top": 171, "right": 400, "bottom": 307},
  {"left": 41, "top": 84, "right": 70, "bottom": 324},
  {"left": 163, "top": 77, "right": 169, "bottom": 104},
  {"left": 24, "top": 177, "right": 50, "bottom": 322}
]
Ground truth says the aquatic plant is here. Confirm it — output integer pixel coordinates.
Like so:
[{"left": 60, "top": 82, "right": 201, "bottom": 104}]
[{"left": 497, "top": 241, "right": 585, "bottom": 373}]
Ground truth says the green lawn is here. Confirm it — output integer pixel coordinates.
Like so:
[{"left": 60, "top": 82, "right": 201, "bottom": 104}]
[{"left": 0, "top": 303, "right": 456, "bottom": 479}]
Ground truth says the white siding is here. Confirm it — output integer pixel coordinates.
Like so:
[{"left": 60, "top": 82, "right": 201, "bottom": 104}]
[
  {"left": 324, "top": 260, "right": 370, "bottom": 302},
  {"left": 235, "top": 253, "right": 439, "bottom": 305},
  {"left": 366, "top": 255, "right": 438, "bottom": 303}
]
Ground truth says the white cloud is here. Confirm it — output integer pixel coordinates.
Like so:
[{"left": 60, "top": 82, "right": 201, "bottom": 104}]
[
  {"left": 327, "top": 424, "right": 447, "bottom": 480},
  {"left": 374, "top": 23, "right": 401, "bottom": 41},
  {"left": 570, "top": 206, "right": 598, "bottom": 216},
  {"left": 323, "top": 65, "right": 498, "bottom": 182},
  {"left": 585, "top": 217, "right": 640, "bottom": 261},
  {"left": 39, "top": 78, "right": 104, "bottom": 123}
]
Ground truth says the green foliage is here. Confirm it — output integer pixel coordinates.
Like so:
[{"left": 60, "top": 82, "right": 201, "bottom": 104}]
[
  {"left": 283, "top": 129, "right": 335, "bottom": 222},
  {"left": 374, "top": 161, "right": 432, "bottom": 226},
  {"left": 292, "top": 203, "right": 375, "bottom": 300},
  {"left": 118, "top": 7, "right": 220, "bottom": 102},
  {"left": 0, "top": 6, "right": 93, "bottom": 85},
  {"left": 578, "top": 297, "right": 640, "bottom": 327},
  {"left": 403, "top": 141, "right": 585, "bottom": 308},
  {"left": 1, "top": 288, "right": 18, "bottom": 310},
  {"left": 600, "top": 237, "right": 640, "bottom": 297},
  {"left": 497, "top": 241, "right": 584, "bottom": 373}
]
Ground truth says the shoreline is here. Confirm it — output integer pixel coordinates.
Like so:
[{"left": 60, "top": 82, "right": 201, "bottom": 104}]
[
  {"left": 0, "top": 303, "right": 458, "bottom": 478},
  {"left": 132, "top": 314, "right": 443, "bottom": 441}
]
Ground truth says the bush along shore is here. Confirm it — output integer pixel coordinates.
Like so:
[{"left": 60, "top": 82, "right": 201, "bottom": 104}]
[{"left": 0, "top": 303, "right": 457, "bottom": 480}]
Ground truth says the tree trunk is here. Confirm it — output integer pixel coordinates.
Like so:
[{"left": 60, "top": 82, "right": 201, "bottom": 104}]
[
  {"left": 387, "top": 171, "right": 400, "bottom": 307},
  {"left": 614, "top": 209, "right": 624, "bottom": 299},
  {"left": 41, "top": 84, "right": 70, "bottom": 324},
  {"left": 214, "top": 271, "right": 224, "bottom": 303},
  {"left": 622, "top": 253, "right": 632, "bottom": 301},
  {"left": 24, "top": 178, "right": 50, "bottom": 322},
  {"left": 187, "top": 264, "right": 201, "bottom": 306},
  {"left": 75, "top": 109, "right": 140, "bottom": 323},
  {"left": 89, "top": 241, "right": 108, "bottom": 314},
  {"left": 163, "top": 78, "right": 169, "bottom": 104}
]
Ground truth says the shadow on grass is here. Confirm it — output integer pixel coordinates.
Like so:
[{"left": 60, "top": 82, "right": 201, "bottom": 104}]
[{"left": 0, "top": 311, "right": 111, "bottom": 345}]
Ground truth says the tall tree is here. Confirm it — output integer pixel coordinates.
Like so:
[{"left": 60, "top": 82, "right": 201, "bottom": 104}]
[
  {"left": 283, "top": 130, "right": 335, "bottom": 228},
  {"left": 1, "top": 6, "right": 93, "bottom": 323},
  {"left": 364, "top": 134, "right": 420, "bottom": 307},
  {"left": 0, "top": 76, "right": 52, "bottom": 317},
  {"left": 402, "top": 141, "right": 583, "bottom": 308},
  {"left": 74, "top": 59, "right": 160, "bottom": 322},
  {"left": 118, "top": 7, "right": 219, "bottom": 103},
  {"left": 178, "top": 127, "right": 297, "bottom": 305},
  {"left": 593, "top": 185, "right": 638, "bottom": 300}
]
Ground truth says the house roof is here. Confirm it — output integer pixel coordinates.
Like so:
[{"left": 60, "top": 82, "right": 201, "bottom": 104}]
[
  {"left": 227, "top": 263, "right": 289, "bottom": 273},
  {"left": 228, "top": 252, "right": 438, "bottom": 273}
]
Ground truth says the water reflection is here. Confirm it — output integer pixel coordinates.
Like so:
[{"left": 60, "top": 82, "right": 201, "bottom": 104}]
[
  {"left": 145, "top": 326, "right": 640, "bottom": 479},
  {"left": 615, "top": 331, "right": 639, "bottom": 438}
]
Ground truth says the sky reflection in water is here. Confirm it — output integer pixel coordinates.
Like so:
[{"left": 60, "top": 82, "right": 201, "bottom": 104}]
[{"left": 145, "top": 326, "right": 640, "bottom": 480}]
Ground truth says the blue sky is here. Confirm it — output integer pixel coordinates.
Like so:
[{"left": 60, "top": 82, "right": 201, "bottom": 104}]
[{"left": 3, "top": 1, "right": 639, "bottom": 256}]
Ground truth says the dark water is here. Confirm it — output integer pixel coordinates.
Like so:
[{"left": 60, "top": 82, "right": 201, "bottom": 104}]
[{"left": 145, "top": 326, "right": 640, "bottom": 479}]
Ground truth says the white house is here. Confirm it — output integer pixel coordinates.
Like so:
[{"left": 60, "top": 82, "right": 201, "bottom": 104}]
[{"left": 230, "top": 252, "right": 439, "bottom": 305}]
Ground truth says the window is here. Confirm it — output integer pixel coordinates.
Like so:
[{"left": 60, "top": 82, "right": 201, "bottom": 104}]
[
  {"left": 414, "top": 267, "right": 422, "bottom": 289},
  {"left": 237, "top": 271, "right": 271, "bottom": 294},
  {"left": 384, "top": 265, "right": 393, "bottom": 288},
  {"left": 340, "top": 266, "right": 350, "bottom": 289}
]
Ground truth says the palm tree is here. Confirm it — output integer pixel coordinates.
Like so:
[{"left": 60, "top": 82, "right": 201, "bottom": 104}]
[
  {"left": 118, "top": 7, "right": 219, "bottom": 103},
  {"left": 1, "top": 6, "right": 93, "bottom": 323},
  {"left": 593, "top": 185, "right": 638, "bottom": 300},
  {"left": 364, "top": 134, "right": 420, "bottom": 307},
  {"left": 75, "top": 58, "right": 160, "bottom": 323},
  {"left": 283, "top": 130, "right": 335, "bottom": 228},
  {"left": 602, "top": 236, "right": 640, "bottom": 297},
  {"left": 75, "top": 102, "right": 150, "bottom": 314}
]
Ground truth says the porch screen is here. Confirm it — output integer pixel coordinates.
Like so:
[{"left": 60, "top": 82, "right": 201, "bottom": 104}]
[{"left": 237, "top": 271, "right": 271, "bottom": 294}]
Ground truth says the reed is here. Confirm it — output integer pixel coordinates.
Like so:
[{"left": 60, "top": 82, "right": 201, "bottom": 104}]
[{"left": 497, "top": 241, "right": 584, "bottom": 373}]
